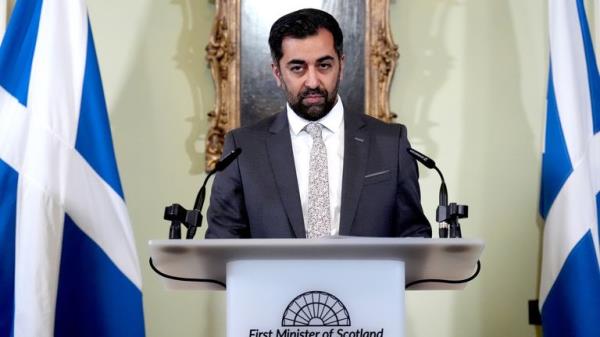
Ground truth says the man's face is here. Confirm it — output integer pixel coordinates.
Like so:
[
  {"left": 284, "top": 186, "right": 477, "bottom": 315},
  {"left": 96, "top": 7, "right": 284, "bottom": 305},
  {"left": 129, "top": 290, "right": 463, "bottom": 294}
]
[{"left": 272, "top": 29, "right": 344, "bottom": 121}]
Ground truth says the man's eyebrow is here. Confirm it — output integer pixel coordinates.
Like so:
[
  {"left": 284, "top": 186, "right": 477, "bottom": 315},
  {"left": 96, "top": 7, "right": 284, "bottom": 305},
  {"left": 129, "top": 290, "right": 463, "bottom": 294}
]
[
  {"left": 286, "top": 59, "right": 306, "bottom": 66},
  {"left": 285, "top": 56, "right": 335, "bottom": 66},
  {"left": 316, "top": 56, "right": 335, "bottom": 63}
]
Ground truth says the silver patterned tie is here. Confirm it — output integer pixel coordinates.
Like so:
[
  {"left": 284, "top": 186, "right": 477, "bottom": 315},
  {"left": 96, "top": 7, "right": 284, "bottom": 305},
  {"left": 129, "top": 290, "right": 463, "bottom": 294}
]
[{"left": 305, "top": 122, "right": 331, "bottom": 238}]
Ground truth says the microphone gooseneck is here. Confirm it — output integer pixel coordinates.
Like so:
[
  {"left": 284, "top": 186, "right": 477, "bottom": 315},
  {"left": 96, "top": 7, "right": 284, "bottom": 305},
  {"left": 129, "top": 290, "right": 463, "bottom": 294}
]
[
  {"left": 407, "top": 148, "right": 468, "bottom": 238},
  {"left": 193, "top": 148, "right": 242, "bottom": 211},
  {"left": 164, "top": 148, "right": 242, "bottom": 239}
]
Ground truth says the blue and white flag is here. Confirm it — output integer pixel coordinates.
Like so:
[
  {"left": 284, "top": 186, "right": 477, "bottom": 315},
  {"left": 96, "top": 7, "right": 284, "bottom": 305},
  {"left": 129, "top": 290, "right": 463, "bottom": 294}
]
[
  {"left": 539, "top": 0, "right": 600, "bottom": 335},
  {"left": 0, "top": 0, "right": 145, "bottom": 336}
]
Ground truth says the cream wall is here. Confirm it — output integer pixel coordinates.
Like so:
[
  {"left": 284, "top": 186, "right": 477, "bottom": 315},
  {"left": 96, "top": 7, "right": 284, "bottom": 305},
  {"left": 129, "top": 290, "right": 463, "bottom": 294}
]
[
  {"left": 392, "top": 1, "right": 545, "bottom": 336},
  {"left": 86, "top": 0, "right": 546, "bottom": 336}
]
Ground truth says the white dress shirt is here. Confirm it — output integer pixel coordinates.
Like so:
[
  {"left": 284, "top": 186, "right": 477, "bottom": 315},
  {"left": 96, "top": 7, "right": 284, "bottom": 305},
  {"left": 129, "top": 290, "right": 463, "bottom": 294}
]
[{"left": 287, "top": 97, "right": 345, "bottom": 236}]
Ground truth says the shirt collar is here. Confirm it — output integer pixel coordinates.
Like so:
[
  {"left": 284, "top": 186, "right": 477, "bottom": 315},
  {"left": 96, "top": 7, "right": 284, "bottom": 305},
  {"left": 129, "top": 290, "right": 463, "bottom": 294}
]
[{"left": 287, "top": 96, "right": 344, "bottom": 136}]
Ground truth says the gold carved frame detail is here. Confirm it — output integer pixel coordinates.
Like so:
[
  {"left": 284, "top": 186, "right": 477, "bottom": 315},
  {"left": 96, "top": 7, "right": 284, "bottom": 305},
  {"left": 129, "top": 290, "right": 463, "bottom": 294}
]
[{"left": 205, "top": 0, "right": 398, "bottom": 171}]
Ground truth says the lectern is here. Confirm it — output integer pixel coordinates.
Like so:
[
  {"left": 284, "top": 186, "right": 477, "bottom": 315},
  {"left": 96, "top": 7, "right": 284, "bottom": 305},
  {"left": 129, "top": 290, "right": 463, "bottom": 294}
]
[{"left": 149, "top": 238, "right": 484, "bottom": 337}]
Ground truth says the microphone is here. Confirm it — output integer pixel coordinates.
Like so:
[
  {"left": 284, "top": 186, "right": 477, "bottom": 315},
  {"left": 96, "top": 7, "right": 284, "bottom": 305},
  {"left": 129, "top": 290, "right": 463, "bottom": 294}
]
[
  {"left": 407, "top": 148, "right": 436, "bottom": 169},
  {"left": 164, "top": 148, "right": 242, "bottom": 239},
  {"left": 214, "top": 148, "right": 242, "bottom": 172},
  {"left": 407, "top": 148, "right": 468, "bottom": 238},
  {"left": 407, "top": 148, "right": 448, "bottom": 209},
  {"left": 193, "top": 148, "right": 241, "bottom": 212}
]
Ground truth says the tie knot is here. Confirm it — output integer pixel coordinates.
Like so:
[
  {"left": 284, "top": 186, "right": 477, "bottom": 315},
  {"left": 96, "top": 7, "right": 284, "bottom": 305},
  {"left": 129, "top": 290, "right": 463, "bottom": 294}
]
[{"left": 305, "top": 122, "right": 323, "bottom": 139}]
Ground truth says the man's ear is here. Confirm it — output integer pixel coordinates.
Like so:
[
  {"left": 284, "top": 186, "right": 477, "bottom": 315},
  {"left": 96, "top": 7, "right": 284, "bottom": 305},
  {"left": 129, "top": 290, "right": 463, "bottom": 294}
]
[
  {"left": 339, "top": 54, "right": 345, "bottom": 81},
  {"left": 271, "top": 63, "right": 282, "bottom": 87}
]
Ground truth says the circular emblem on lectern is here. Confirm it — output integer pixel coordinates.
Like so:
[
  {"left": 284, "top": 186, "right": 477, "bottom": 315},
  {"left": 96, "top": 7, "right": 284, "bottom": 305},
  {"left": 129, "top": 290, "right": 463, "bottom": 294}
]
[{"left": 281, "top": 291, "right": 351, "bottom": 326}]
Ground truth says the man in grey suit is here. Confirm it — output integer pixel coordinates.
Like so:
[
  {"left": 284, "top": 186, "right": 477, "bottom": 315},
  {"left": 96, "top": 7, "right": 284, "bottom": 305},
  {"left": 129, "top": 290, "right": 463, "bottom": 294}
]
[{"left": 206, "top": 8, "right": 431, "bottom": 238}]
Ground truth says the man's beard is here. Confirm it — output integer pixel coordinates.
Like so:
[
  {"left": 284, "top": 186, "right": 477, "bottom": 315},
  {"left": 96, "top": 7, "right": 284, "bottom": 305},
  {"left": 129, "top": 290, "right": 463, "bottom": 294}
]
[{"left": 284, "top": 79, "right": 340, "bottom": 121}]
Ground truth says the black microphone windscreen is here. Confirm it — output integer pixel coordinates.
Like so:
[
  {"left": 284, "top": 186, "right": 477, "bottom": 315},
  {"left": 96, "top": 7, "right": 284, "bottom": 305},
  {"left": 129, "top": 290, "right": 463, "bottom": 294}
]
[
  {"left": 407, "top": 148, "right": 436, "bottom": 169},
  {"left": 215, "top": 148, "right": 242, "bottom": 172}
]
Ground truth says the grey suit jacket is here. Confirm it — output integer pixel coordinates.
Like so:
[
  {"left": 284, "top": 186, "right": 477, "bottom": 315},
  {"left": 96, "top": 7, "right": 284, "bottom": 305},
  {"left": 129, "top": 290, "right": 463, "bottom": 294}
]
[{"left": 205, "top": 109, "right": 431, "bottom": 238}]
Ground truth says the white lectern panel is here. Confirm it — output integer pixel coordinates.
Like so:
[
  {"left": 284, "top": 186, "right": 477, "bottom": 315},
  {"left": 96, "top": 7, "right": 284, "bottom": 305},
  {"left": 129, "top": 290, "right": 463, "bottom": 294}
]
[{"left": 227, "top": 260, "right": 405, "bottom": 337}]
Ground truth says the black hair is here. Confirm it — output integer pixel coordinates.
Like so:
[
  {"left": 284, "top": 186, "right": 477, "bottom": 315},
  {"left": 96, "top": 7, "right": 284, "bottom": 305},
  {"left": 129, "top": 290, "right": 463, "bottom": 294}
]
[{"left": 268, "top": 8, "right": 344, "bottom": 64}]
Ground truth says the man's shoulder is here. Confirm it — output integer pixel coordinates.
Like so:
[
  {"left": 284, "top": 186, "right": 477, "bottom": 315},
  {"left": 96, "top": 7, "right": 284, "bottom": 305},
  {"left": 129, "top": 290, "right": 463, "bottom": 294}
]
[{"left": 229, "top": 112, "right": 283, "bottom": 138}]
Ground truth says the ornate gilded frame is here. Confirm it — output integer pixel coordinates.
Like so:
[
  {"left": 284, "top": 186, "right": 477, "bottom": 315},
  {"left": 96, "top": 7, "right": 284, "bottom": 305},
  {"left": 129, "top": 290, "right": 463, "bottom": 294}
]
[{"left": 205, "top": 0, "right": 398, "bottom": 170}]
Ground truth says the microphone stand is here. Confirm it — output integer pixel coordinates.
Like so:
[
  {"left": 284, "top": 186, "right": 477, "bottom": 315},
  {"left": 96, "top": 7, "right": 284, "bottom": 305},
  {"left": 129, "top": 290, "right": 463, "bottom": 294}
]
[
  {"left": 163, "top": 148, "right": 242, "bottom": 239},
  {"left": 407, "top": 148, "right": 468, "bottom": 238}
]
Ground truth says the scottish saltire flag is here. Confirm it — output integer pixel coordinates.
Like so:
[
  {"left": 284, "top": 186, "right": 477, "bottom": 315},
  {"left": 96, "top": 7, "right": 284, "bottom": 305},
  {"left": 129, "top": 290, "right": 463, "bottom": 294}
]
[
  {"left": 539, "top": 0, "right": 600, "bottom": 335},
  {"left": 0, "top": 0, "right": 145, "bottom": 336}
]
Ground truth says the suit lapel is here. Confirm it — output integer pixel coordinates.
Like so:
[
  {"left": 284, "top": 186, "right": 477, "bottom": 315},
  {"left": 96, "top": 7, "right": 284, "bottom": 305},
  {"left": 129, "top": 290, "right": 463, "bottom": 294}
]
[
  {"left": 339, "top": 112, "right": 369, "bottom": 235},
  {"left": 266, "top": 111, "right": 306, "bottom": 238}
]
